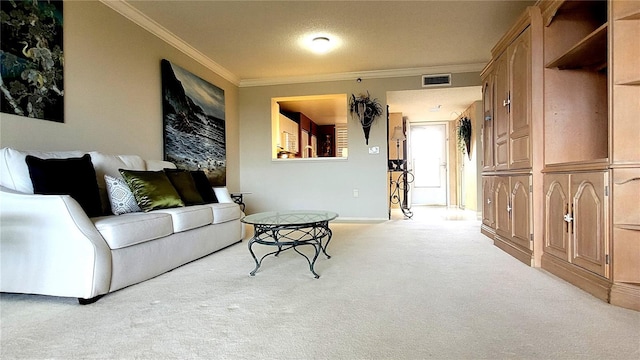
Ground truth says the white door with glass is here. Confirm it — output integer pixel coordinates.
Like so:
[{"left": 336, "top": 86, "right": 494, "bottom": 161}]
[{"left": 408, "top": 123, "right": 447, "bottom": 205}]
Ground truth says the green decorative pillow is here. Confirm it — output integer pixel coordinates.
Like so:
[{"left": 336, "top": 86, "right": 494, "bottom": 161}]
[
  {"left": 164, "top": 169, "right": 204, "bottom": 205},
  {"left": 119, "top": 169, "right": 184, "bottom": 212}
]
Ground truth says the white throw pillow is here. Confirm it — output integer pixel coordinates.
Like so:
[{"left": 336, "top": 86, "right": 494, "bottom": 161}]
[{"left": 105, "top": 174, "right": 141, "bottom": 215}]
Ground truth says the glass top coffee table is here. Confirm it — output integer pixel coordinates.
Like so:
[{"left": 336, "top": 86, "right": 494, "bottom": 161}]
[{"left": 241, "top": 210, "right": 338, "bottom": 278}]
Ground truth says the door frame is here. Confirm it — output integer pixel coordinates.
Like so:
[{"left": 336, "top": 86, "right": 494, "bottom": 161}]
[{"left": 406, "top": 121, "right": 450, "bottom": 207}]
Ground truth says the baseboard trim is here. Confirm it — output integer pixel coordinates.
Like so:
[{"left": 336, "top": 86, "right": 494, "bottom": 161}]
[
  {"left": 480, "top": 224, "right": 495, "bottom": 239},
  {"left": 610, "top": 282, "right": 640, "bottom": 311},
  {"left": 541, "top": 254, "right": 611, "bottom": 302},
  {"left": 494, "top": 235, "right": 534, "bottom": 266}
]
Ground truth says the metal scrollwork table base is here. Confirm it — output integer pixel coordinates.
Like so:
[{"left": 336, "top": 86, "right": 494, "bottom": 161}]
[{"left": 241, "top": 210, "right": 338, "bottom": 278}]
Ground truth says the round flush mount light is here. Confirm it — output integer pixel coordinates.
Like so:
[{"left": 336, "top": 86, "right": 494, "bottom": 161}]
[
  {"left": 311, "top": 37, "right": 331, "bottom": 53},
  {"left": 301, "top": 33, "right": 340, "bottom": 54}
]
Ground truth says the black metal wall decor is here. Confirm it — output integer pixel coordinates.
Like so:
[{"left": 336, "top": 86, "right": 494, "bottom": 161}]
[
  {"left": 349, "top": 91, "right": 383, "bottom": 145},
  {"left": 161, "top": 59, "right": 227, "bottom": 186},
  {"left": 0, "top": 0, "right": 64, "bottom": 122}
]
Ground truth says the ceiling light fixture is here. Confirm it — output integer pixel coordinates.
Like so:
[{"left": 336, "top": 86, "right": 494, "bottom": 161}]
[{"left": 311, "top": 36, "right": 331, "bottom": 54}]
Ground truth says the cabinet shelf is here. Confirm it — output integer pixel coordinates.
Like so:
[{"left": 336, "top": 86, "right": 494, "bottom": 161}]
[
  {"left": 617, "top": 10, "right": 640, "bottom": 21},
  {"left": 616, "top": 79, "right": 640, "bottom": 86},
  {"left": 615, "top": 224, "right": 640, "bottom": 231},
  {"left": 546, "top": 23, "right": 608, "bottom": 70}
]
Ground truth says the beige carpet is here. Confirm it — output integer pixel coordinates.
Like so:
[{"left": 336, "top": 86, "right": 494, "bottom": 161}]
[{"left": 2, "top": 207, "right": 639, "bottom": 359}]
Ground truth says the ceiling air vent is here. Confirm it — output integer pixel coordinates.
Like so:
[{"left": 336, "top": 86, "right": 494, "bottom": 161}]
[{"left": 421, "top": 74, "right": 451, "bottom": 88}]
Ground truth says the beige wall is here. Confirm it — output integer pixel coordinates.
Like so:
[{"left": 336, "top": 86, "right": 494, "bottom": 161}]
[
  {"left": 459, "top": 100, "right": 483, "bottom": 213},
  {"left": 0, "top": 1, "right": 481, "bottom": 220},
  {"left": 239, "top": 73, "right": 481, "bottom": 219},
  {"left": 0, "top": 1, "right": 241, "bottom": 189}
]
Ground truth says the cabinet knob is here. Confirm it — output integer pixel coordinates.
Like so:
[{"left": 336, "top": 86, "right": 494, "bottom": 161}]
[
  {"left": 487, "top": 199, "right": 492, "bottom": 204},
  {"left": 563, "top": 213, "right": 573, "bottom": 223},
  {"left": 503, "top": 99, "right": 511, "bottom": 107},
  {"left": 507, "top": 205, "right": 512, "bottom": 213}
]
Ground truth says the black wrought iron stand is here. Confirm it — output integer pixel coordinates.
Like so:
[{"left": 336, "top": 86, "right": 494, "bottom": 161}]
[{"left": 389, "top": 167, "right": 414, "bottom": 219}]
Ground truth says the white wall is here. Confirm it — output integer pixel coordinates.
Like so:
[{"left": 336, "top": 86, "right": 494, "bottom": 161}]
[
  {"left": 238, "top": 74, "right": 481, "bottom": 220},
  {"left": 0, "top": 1, "right": 241, "bottom": 189}
]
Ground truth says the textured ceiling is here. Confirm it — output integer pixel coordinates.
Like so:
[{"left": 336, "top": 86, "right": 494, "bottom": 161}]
[
  {"left": 388, "top": 86, "right": 483, "bottom": 122},
  {"left": 126, "top": 0, "right": 534, "bottom": 83},
  {"left": 121, "top": 1, "right": 533, "bottom": 122}
]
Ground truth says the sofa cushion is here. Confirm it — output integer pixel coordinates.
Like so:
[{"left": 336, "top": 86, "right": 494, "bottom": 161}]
[
  {"left": 92, "top": 212, "right": 174, "bottom": 249},
  {"left": 0, "top": 148, "right": 86, "bottom": 193},
  {"left": 164, "top": 169, "right": 205, "bottom": 205},
  {"left": 208, "top": 202, "right": 242, "bottom": 224},
  {"left": 119, "top": 169, "right": 184, "bottom": 212},
  {"left": 190, "top": 170, "right": 218, "bottom": 204},
  {"left": 25, "top": 154, "right": 103, "bottom": 217},
  {"left": 105, "top": 174, "right": 141, "bottom": 215},
  {"left": 152, "top": 205, "right": 214, "bottom": 232}
]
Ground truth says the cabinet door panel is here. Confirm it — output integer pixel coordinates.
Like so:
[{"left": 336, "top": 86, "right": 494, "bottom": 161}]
[
  {"left": 511, "top": 175, "right": 532, "bottom": 250},
  {"left": 494, "top": 177, "right": 511, "bottom": 239},
  {"left": 509, "top": 28, "right": 532, "bottom": 169},
  {"left": 544, "top": 174, "right": 570, "bottom": 260},
  {"left": 571, "top": 172, "right": 608, "bottom": 277},
  {"left": 493, "top": 55, "right": 509, "bottom": 170},
  {"left": 482, "top": 76, "right": 495, "bottom": 171},
  {"left": 612, "top": 168, "right": 640, "bottom": 225},
  {"left": 482, "top": 176, "right": 495, "bottom": 227}
]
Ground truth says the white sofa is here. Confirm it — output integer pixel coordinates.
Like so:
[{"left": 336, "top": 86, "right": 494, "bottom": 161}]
[{"left": 0, "top": 148, "right": 244, "bottom": 303}]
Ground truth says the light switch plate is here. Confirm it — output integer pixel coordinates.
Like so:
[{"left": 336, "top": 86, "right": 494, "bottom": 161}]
[{"left": 368, "top": 146, "right": 380, "bottom": 154}]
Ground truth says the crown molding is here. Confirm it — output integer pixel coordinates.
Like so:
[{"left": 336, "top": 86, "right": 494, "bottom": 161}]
[
  {"left": 238, "top": 63, "right": 486, "bottom": 88},
  {"left": 100, "top": 0, "right": 240, "bottom": 86},
  {"left": 101, "top": 1, "right": 484, "bottom": 89}
]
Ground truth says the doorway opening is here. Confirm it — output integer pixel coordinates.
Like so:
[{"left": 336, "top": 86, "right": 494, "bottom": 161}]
[
  {"left": 387, "top": 86, "right": 482, "bottom": 215},
  {"left": 408, "top": 123, "right": 448, "bottom": 206}
]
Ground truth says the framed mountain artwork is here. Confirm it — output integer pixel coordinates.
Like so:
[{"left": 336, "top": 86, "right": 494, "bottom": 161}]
[
  {"left": 0, "top": 0, "right": 64, "bottom": 122},
  {"left": 161, "top": 59, "right": 226, "bottom": 186}
]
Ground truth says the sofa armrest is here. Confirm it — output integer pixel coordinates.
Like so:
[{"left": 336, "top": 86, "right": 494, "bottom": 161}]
[{"left": 0, "top": 186, "right": 112, "bottom": 299}]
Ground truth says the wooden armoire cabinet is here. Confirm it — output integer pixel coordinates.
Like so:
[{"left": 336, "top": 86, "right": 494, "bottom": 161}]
[
  {"left": 480, "top": 5, "right": 543, "bottom": 267},
  {"left": 482, "top": 0, "right": 639, "bottom": 310}
]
